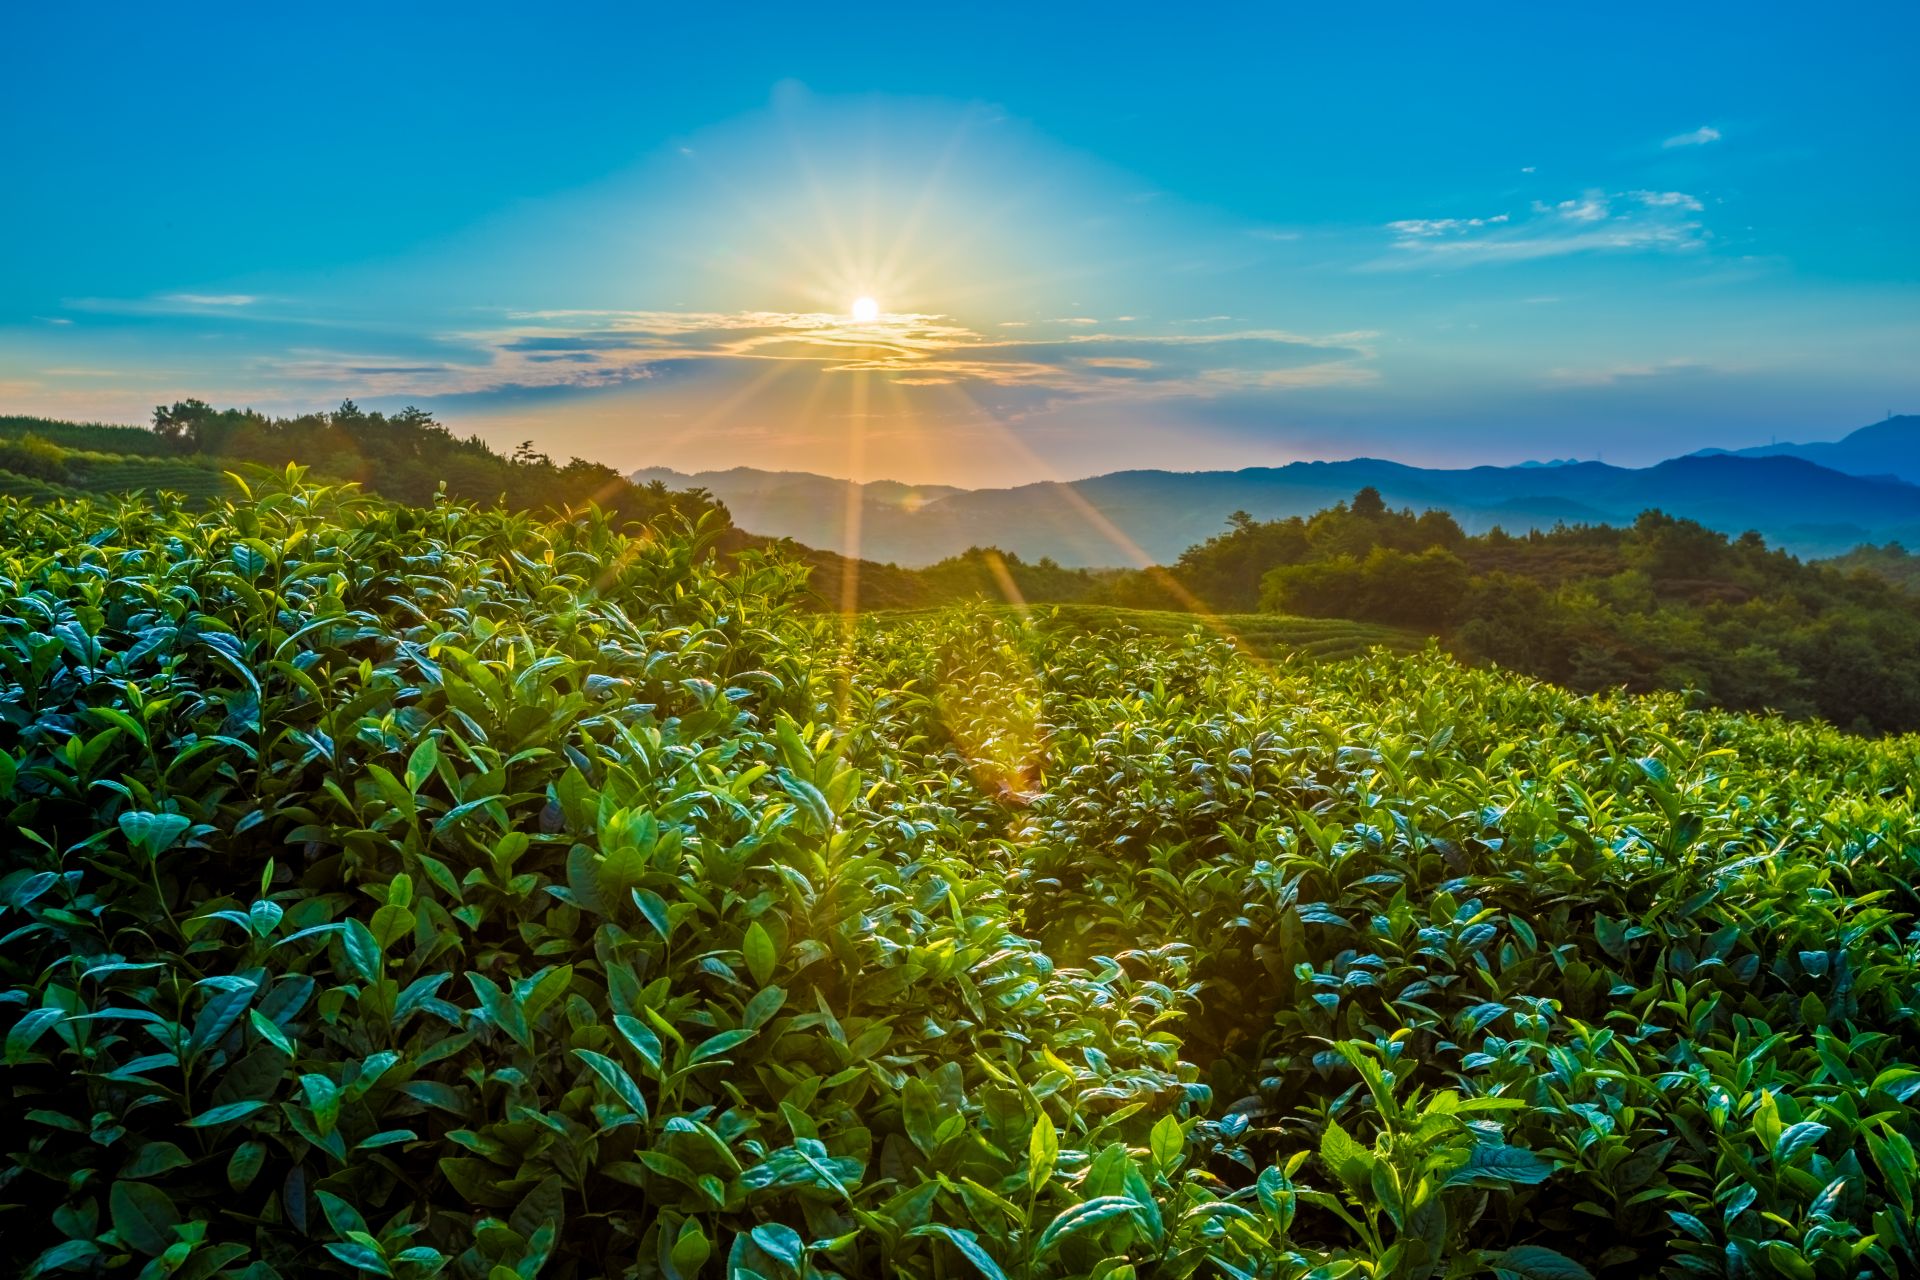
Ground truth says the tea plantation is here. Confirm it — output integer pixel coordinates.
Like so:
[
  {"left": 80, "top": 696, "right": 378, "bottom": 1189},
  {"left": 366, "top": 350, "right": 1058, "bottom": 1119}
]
[
  {"left": 4, "top": 477, "right": 1919, "bottom": 1280},
  {"left": 871, "top": 606, "right": 1422, "bottom": 664}
]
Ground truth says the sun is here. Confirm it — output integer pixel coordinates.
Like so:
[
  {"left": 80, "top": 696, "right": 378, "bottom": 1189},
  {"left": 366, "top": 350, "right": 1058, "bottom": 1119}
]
[{"left": 850, "top": 296, "right": 880, "bottom": 323}]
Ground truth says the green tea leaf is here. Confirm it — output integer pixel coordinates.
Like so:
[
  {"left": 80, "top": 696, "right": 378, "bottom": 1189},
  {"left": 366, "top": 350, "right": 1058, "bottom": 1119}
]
[
  {"left": 117, "top": 810, "right": 191, "bottom": 860},
  {"left": 355, "top": 1130, "right": 418, "bottom": 1150},
  {"left": 615, "top": 1014, "right": 664, "bottom": 1076},
  {"left": 670, "top": 1219, "right": 711, "bottom": 1276},
  {"left": 689, "top": 1028, "right": 755, "bottom": 1065},
  {"left": 248, "top": 1007, "right": 293, "bottom": 1055},
  {"left": 1319, "top": 1117, "right": 1375, "bottom": 1193},
  {"left": 742, "top": 985, "right": 787, "bottom": 1030},
  {"left": 6, "top": 1007, "right": 67, "bottom": 1063},
  {"left": 903, "top": 1076, "right": 943, "bottom": 1157},
  {"left": 228, "top": 1141, "right": 267, "bottom": 1192},
  {"left": 1029, "top": 1108, "right": 1059, "bottom": 1191},
  {"left": 908, "top": 1224, "right": 1009, "bottom": 1280},
  {"left": 632, "top": 888, "right": 671, "bottom": 940},
  {"left": 324, "top": 1239, "right": 392, "bottom": 1276},
  {"left": 749, "top": 1223, "right": 805, "bottom": 1271},
  {"left": 109, "top": 1180, "right": 180, "bottom": 1255},
  {"left": 1149, "top": 1113, "right": 1184, "bottom": 1170},
  {"left": 24, "top": 1239, "right": 100, "bottom": 1278},
  {"left": 573, "top": 1048, "right": 649, "bottom": 1120},
  {"left": 1488, "top": 1245, "right": 1595, "bottom": 1280},
  {"left": 405, "top": 738, "right": 439, "bottom": 793},
  {"left": 1035, "top": 1197, "right": 1142, "bottom": 1255},
  {"left": 121, "top": 1141, "right": 192, "bottom": 1179},
  {"left": 342, "top": 918, "right": 382, "bottom": 983},
  {"left": 1774, "top": 1121, "right": 1829, "bottom": 1165},
  {"left": 315, "top": 1189, "right": 369, "bottom": 1237},
  {"left": 1448, "top": 1143, "right": 1556, "bottom": 1187},
  {"left": 743, "top": 920, "right": 777, "bottom": 987},
  {"left": 185, "top": 1100, "right": 269, "bottom": 1128}
]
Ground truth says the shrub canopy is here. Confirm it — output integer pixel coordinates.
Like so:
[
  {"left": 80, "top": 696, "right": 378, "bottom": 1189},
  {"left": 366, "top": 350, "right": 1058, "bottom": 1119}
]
[{"left": 4, "top": 474, "right": 1920, "bottom": 1279}]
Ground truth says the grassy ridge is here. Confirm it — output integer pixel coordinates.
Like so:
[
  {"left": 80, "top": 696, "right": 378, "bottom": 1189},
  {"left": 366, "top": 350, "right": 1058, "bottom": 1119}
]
[
  {"left": 0, "top": 453, "right": 301, "bottom": 504},
  {"left": 872, "top": 602, "right": 1424, "bottom": 662},
  {"left": 73, "top": 455, "right": 235, "bottom": 500},
  {"left": 3, "top": 479, "right": 1917, "bottom": 1278},
  {"left": 0, "top": 469, "right": 85, "bottom": 501},
  {"left": 0, "top": 422, "right": 288, "bottom": 504},
  {"left": 0, "top": 415, "right": 180, "bottom": 456}
]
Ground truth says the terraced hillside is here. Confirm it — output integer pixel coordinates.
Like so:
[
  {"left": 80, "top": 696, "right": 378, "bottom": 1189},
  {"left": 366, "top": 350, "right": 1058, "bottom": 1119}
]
[{"left": 0, "top": 429, "right": 258, "bottom": 503}]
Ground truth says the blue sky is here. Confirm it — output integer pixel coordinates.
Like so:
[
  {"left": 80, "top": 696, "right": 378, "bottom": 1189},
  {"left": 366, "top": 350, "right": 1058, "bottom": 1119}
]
[{"left": 3, "top": 2, "right": 1916, "bottom": 484}]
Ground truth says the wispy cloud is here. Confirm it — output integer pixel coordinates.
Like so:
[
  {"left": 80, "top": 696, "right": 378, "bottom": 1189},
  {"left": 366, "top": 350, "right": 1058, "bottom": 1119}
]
[
  {"left": 1631, "top": 189, "right": 1704, "bottom": 211},
  {"left": 259, "top": 311, "right": 1376, "bottom": 403},
  {"left": 1386, "top": 215, "right": 1510, "bottom": 237},
  {"left": 1547, "top": 358, "right": 1716, "bottom": 386},
  {"left": 66, "top": 293, "right": 270, "bottom": 317},
  {"left": 1372, "top": 188, "right": 1707, "bottom": 268},
  {"left": 1663, "top": 125, "right": 1722, "bottom": 148},
  {"left": 1544, "top": 194, "right": 1610, "bottom": 224}
]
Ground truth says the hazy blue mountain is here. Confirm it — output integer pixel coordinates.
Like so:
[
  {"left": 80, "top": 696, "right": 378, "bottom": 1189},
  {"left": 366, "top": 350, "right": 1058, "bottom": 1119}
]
[
  {"left": 1693, "top": 415, "right": 1920, "bottom": 483},
  {"left": 630, "top": 465, "right": 965, "bottom": 551},
  {"left": 638, "top": 424, "right": 1920, "bottom": 567}
]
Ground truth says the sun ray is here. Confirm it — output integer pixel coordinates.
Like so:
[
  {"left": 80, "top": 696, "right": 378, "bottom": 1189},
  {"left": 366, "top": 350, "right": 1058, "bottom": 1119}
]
[
  {"left": 838, "top": 372, "right": 871, "bottom": 609},
  {"left": 671, "top": 146, "right": 843, "bottom": 299},
  {"left": 824, "top": 366, "right": 877, "bottom": 725},
  {"left": 874, "top": 113, "right": 976, "bottom": 287},
  {"left": 662, "top": 355, "right": 802, "bottom": 446},
  {"left": 981, "top": 548, "right": 1030, "bottom": 617},
  {"left": 777, "top": 111, "right": 860, "bottom": 299}
]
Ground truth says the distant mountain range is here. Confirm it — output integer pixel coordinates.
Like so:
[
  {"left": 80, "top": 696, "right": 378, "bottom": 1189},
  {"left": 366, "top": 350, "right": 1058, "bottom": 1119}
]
[
  {"left": 634, "top": 416, "right": 1920, "bottom": 567},
  {"left": 1692, "top": 414, "right": 1920, "bottom": 484}
]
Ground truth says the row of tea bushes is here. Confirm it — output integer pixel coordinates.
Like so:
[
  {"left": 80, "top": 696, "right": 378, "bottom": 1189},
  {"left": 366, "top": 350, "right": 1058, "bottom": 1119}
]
[{"left": 2, "top": 473, "right": 1916, "bottom": 1278}]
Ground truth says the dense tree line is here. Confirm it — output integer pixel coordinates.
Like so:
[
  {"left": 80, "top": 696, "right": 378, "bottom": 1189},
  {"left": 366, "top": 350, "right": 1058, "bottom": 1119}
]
[
  {"left": 145, "top": 399, "right": 723, "bottom": 525},
  {"left": 913, "top": 546, "right": 1117, "bottom": 604},
  {"left": 1126, "top": 488, "right": 1920, "bottom": 731},
  {"left": 1823, "top": 541, "right": 1920, "bottom": 592}
]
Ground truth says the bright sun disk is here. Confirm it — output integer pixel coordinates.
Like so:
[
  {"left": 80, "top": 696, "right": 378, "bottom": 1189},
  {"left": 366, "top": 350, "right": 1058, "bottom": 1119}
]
[{"left": 850, "top": 296, "right": 880, "bottom": 322}]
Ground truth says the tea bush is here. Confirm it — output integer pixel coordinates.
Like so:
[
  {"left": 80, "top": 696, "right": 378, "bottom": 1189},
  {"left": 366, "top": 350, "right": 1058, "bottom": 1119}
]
[{"left": 3, "top": 475, "right": 1918, "bottom": 1280}]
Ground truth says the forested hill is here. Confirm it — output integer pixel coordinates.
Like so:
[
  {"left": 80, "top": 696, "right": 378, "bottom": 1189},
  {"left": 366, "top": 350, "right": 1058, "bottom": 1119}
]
[
  {"left": 1, "top": 402, "right": 720, "bottom": 526},
  {"left": 1135, "top": 491, "right": 1920, "bottom": 733},
  {"left": 0, "top": 405, "right": 931, "bottom": 609}
]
